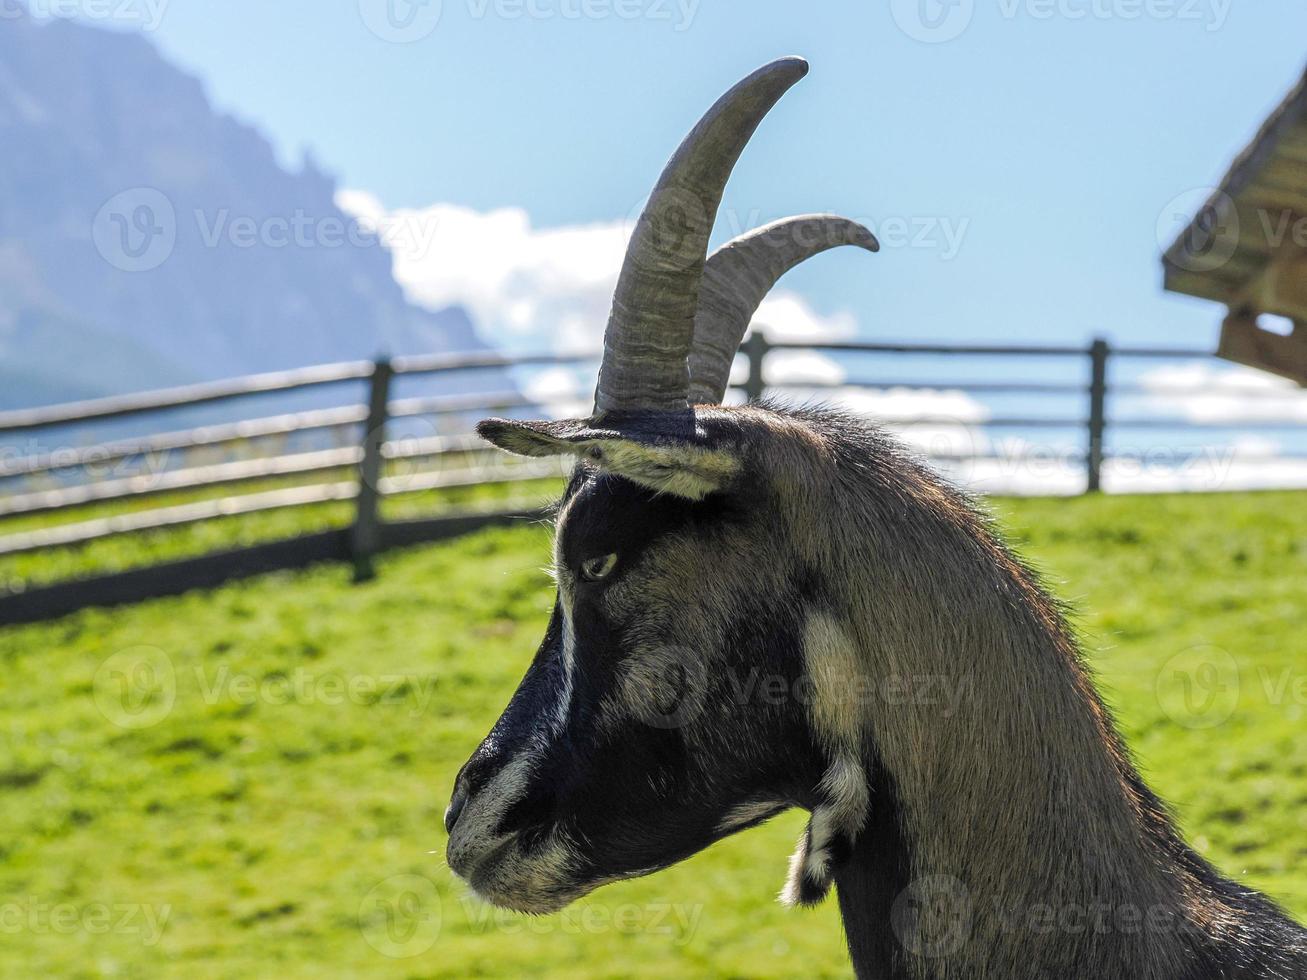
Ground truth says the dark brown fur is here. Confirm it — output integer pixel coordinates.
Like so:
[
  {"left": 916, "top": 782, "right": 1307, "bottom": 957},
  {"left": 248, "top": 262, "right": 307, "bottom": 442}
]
[{"left": 452, "top": 403, "right": 1307, "bottom": 980}]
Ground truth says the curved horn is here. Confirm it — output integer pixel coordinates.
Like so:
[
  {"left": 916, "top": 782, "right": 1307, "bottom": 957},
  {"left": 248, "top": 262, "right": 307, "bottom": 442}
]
[
  {"left": 594, "top": 57, "right": 810, "bottom": 415},
  {"left": 687, "top": 215, "right": 879, "bottom": 405}
]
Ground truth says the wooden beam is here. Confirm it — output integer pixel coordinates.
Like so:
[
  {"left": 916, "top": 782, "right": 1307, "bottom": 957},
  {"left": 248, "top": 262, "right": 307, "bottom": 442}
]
[
  {"left": 0, "top": 507, "right": 546, "bottom": 626},
  {"left": 0, "top": 405, "right": 368, "bottom": 481},
  {"left": 0, "top": 361, "right": 372, "bottom": 434},
  {"left": 0, "top": 530, "right": 351, "bottom": 626},
  {"left": 1217, "top": 310, "right": 1307, "bottom": 386},
  {"left": 0, "top": 447, "right": 363, "bottom": 519},
  {"left": 1247, "top": 250, "right": 1307, "bottom": 322},
  {"left": 1163, "top": 65, "right": 1307, "bottom": 350},
  {"left": 0, "top": 482, "right": 359, "bottom": 558}
]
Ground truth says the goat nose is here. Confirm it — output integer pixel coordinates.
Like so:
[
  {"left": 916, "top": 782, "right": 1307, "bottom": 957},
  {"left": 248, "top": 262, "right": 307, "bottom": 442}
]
[{"left": 444, "top": 783, "right": 469, "bottom": 835}]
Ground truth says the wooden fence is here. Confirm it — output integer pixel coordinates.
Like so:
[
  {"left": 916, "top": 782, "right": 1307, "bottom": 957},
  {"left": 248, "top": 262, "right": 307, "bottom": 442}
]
[
  {"left": 1, "top": 336, "right": 1303, "bottom": 623},
  {"left": 745, "top": 335, "right": 1303, "bottom": 492}
]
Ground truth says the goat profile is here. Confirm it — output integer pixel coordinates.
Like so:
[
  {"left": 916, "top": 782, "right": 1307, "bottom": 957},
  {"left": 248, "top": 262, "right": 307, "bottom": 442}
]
[{"left": 447, "top": 57, "right": 1307, "bottom": 979}]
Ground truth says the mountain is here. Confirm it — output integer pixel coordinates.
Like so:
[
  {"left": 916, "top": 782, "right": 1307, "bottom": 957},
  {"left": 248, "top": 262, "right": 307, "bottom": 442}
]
[{"left": 0, "top": 8, "right": 492, "bottom": 411}]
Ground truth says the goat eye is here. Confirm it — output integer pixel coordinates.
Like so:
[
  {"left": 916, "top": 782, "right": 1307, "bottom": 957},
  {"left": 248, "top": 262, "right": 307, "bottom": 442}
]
[{"left": 579, "top": 553, "right": 618, "bottom": 582}]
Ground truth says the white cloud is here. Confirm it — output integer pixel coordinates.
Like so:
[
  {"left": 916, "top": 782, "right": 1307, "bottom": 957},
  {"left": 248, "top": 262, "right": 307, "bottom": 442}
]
[
  {"left": 1102, "top": 436, "right": 1307, "bottom": 494},
  {"left": 337, "top": 191, "right": 859, "bottom": 353},
  {"left": 939, "top": 434, "right": 1307, "bottom": 497},
  {"left": 343, "top": 192, "right": 1307, "bottom": 497},
  {"left": 753, "top": 293, "right": 857, "bottom": 342},
  {"left": 763, "top": 350, "right": 847, "bottom": 386},
  {"left": 521, "top": 365, "right": 591, "bottom": 420},
  {"left": 773, "top": 383, "right": 992, "bottom": 470},
  {"left": 1136, "top": 362, "right": 1307, "bottom": 424},
  {"left": 824, "top": 386, "right": 990, "bottom": 425}
]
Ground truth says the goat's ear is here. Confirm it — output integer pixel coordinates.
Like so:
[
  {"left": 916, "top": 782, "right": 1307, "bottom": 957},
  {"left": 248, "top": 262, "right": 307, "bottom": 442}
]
[
  {"left": 475, "top": 418, "right": 578, "bottom": 459},
  {"left": 575, "top": 439, "right": 739, "bottom": 500},
  {"left": 477, "top": 418, "right": 740, "bottom": 501}
]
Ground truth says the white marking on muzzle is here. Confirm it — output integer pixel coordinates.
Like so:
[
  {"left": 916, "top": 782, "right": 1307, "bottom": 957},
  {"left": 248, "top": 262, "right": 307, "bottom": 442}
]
[
  {"left": 551, "top": 494, "right": 581, "bottom": 737},
  {"left": 555, "top": 609, "right": 576, "bottom": 734}
]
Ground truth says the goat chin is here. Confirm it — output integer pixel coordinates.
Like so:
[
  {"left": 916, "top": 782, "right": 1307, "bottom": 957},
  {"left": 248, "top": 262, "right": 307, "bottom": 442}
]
[
  {"left": 451, "top": 841, "right": 593, "bottom": 915},
  {"left": 467, "top": 883, "right": 579, "bottom": 917},
  {"left": 467, "top": 856, "right": 681, "bottom": 916}
]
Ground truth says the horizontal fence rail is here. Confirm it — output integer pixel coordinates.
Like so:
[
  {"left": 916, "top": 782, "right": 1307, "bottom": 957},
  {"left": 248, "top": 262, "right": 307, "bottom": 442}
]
[
  {"left": 0, "top": 447, "right": 365, "bottom": 520},
  {"left": 0, "top": 482, "right": 360, "bottom": 558},
  {"left": 0, "top": 405, "right": 370, "bottom": 481},
  {"left": 1, "top": 334, "right": 1304, "bottom": 621},
  {"left": 0, "top": 361, "right": 375, "bottom": 434}
]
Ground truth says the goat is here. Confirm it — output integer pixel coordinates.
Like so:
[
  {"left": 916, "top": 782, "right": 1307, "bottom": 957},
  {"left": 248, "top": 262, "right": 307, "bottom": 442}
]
[{"left": 445, "top": 57, "right": 1307, "bottom": 979}]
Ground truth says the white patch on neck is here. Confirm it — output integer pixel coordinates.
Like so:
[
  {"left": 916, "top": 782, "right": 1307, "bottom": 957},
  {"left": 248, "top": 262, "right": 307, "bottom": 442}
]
[
  {"left": 779, "top": 611, "right": 874, "bottom": 907},
  {"left": 819, "top": 752, "right": 871, "bottom": 829},
  {"left": 781, "top": 752, "right": 869, "bottom": 907}
]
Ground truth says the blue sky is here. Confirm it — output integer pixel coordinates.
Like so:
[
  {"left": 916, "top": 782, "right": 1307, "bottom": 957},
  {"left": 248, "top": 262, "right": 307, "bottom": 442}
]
[
  {"left": 114, "top": 0, "right": 1307, "bottom": 355},
  {"left": 18, "top": 0, "right": 1307, "bottom": 490}
]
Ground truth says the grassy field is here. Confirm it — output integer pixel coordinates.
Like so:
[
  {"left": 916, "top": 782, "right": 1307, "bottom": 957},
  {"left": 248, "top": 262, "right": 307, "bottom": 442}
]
[
  {"left": 0, "top": 464, "right": 564, "bottom": 592},
  {"left": 0, "top": 489, "right": 1304, "bottom": 978}
]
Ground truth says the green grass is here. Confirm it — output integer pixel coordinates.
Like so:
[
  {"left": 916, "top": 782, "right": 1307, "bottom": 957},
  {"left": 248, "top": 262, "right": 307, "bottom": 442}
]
[{"left": 0, "top": 490, "right": 1304, "bottom": 978}]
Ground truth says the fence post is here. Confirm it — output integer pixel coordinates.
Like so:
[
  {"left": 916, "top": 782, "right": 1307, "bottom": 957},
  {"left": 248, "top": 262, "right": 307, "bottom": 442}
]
[
  {"left": 1086, "top": 338, "right": 1109, "bottom": 494},
  {"left": 742, "top": 330, "right": 770, "bottom": 402},
  {"left": 351, "top": 356, "right": 393, "bottom": 582}
]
